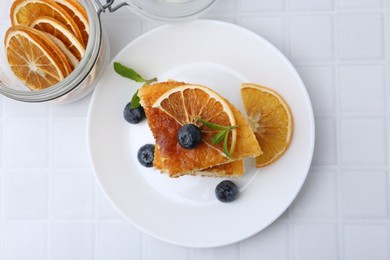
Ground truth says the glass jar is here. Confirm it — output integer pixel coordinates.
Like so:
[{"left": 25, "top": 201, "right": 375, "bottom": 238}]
[{"left": 0, "top": 0, "right": 216, "bottom": 103}]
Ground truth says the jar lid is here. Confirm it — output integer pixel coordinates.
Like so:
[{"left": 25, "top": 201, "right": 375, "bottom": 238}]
[{"left": 116, "top": 0, "right": 217, "bottom": 21}]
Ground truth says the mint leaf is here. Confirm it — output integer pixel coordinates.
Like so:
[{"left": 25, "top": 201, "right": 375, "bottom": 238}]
[
  {"left": 197, "top": 117, "right": 237, "bottom": 159},
  {"left": 197, "top": 117, "right": 230, "bottom": 130},
  {"left": 130, "top": 90, "right": 141, "bottom": 108},
  {"left": 223, "top": 132, "right": 231, "bottom": 159},
  {"left": 212, "top": 129, "right": 228, "bottom": 145},
  {"left": 114, "top": 62, "right": 146, "bottom": 83}
]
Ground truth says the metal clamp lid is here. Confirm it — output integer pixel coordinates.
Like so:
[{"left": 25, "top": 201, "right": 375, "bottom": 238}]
[
  {"left": 93, "top": 0, "right": 217, "bottom": 22},
  {"left": 95, "top": 0, "right": 129, "bottom": 15}
]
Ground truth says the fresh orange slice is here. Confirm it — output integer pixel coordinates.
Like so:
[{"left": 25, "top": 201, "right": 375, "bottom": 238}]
[
  {"left": 53, "top": 0, "right": 89, "bottom": 46},
  {"left": 10, "top": 0, "right": 84, "bottom": 46},
  {"left": 152, "top": 84, "right": 237, "bottom": 156},
  {"left": 241, "top": 83, "right": 293, "bottom": 167},
  {"left": 5, "top": 25, "right": 67, "bottom": 90},
  {"left": 31, "top": 16, "right": 85, "bottom": 68}
]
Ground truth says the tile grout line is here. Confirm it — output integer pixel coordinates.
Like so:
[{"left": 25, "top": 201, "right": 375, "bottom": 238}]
[
  {"left": 333, "top": 1, "right": 345, "bottom": 259},
  {"left": 382, "top": 4, "right": 390, "bottom": 230},
  {"left": 0, "top": 98, "right": 5, "bottom": 260},
  {"left": 94, "top": 181, "right": 98, "bottom": 259},
  {"left": 383, "top": 6, "right": 390, "bottom": 221},
  {"left": 46, "top": 104, "right": 53, "bottom": 260}
]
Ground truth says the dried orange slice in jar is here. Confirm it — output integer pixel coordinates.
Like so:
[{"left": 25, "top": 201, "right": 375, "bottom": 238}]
[
  {"left": 4, "top": 26, "right": 71, "bottom": 90},
  {"left": 152, "top": 84, "right": 238, "bottom": 157},
  {"left": 241, "top": 83, "right": 293, "bottom": 167},
  {"left": 31, "top": 16, "right": 85, "bottom": 69},
  {"left": 52, "top": 0, "right": 89, "bottom": 46},
  {"left": 10, "top": 0, "right": 84, "bottom": 46}
]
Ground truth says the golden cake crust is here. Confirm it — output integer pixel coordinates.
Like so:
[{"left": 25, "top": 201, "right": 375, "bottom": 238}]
[{"left": 139, "top": 81, "right": 261, "bottom": 177}]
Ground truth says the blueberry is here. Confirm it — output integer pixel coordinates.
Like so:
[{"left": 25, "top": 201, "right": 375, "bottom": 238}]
[
  {"left": 215, "top": 180, "right": 239, "bottom": 202},
  {"left": 177, "top": 124, "right": 202, "bottom": 149},
  {"left": 123, "top": 102, "right": 145, "bottom": 124},
  {"left": 137, "top": 144, "right": 155, "bottom": 167}
]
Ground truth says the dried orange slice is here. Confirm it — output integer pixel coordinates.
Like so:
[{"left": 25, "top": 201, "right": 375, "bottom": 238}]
[
  {"left": 53, "top": 0, "right": 89, "bottom": 46},
  {"left": 5, "top": 26, "right": 67, "bottom": 90},
  {"left": 31, "top": 16, "right": 85, "bottom": 68},
  {"left": 10, "top": 0, "right": 84, "bottom": 46},
  {"left": 23, "top": 26, "right": 72, "bottom": 76},
  {"left": 153, "top": 84, "right": 237, "bottom": 156},
  {"left": 241, "top": 83, "right": 293, "bottom": 167}
]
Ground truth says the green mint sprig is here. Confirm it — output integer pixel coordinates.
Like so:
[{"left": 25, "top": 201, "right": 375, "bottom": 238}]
[
  {"left": 113, "top": 62, "right": 157, "bottom": 108},
  {"left": 197, "top": 117, "right": 237, "bottom": 159}
]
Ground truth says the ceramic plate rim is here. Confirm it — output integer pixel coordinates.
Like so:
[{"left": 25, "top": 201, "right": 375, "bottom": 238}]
[{"left": 87, "top": 19, "right": 315, "bottom": 248}]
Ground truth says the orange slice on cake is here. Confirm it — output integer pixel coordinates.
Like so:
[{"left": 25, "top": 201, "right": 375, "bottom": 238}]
[{"left": 139, "top": 81, "right": 261, "bottom": 177}]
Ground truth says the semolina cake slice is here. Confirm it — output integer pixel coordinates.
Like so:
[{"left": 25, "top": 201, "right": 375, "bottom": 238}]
[
  {"left": 153, "top": 146, "right": 245, "bottom": 178},
  {"left": 139, "top": 81, "right": 261, "bottom": 177}
]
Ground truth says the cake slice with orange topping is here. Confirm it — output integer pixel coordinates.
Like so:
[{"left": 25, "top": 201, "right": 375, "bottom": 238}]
[{"left": 139, "top": 80, "right": 262, "bottom": 178}]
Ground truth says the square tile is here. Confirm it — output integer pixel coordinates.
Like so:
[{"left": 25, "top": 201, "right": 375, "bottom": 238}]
[
  {"left": 51, "top": 119, "right": 90, "bottom": 168},
  {"left": 97, "top": 220, "right": 142, "bottom": 260},
  {"left": 339, "top": 65, "right": 385, "bottom": 113},
  {"left": 96, "top": 188, "right": 122, "bottom": 219},
  {"left": 0, "top": 122, "right": 2, "bottom": 167},
  {"left": 241, "top": 222, "right": 288, "bottom": 259},
  {"left": 296, "top": 66, "right": 335, "bottom": 114},
  {"left": 50, "top": 222, "right": 94, "bottom": 260},
  {"left": 240, "top": 16, "right": 285, "bottom": 53},
  {"left": 340, "top": 119, "right": 387, "bottom": 165},
  {"left": 313, "top": 118, "right": 337, "bottom": 165},
  {"left": 290, "top": 15, "right": 334, "bottom": 62},
  {"left": 342, "top": 170, "right": 388, "bottom": 218},
  {"left": 51, "top": 96, "right": 91, "bottom": 117},
  {"left": 294, "top": 223, "right": 338, "bottom": 260},
  {"left": 339, "top": 0, "right": 383, "bottom": 9},
  {"left": 100, "top": 19, "right": 143, "bottom": 58},
  {"left": 51, "top": 171, "right": 94, "bottom": 219},
  {"left": 3, "top": 171, "right": 48, "bottom": 219},
  {"left": 344, "top": 224, "right": 389, "bottom": 260},
  {"left": 292, "top": 169, "right": 337, "bottom": 218},
  {"left": 189, "top": 244, "right": 239, "bottom": 260},
  {"left": 207, "top": 0, "right": 237, "bottom": 14},
  {"left": 291, "top": 0, "right": 334, "bottom": 11},
  {"left": 3, "top": 221, "right": 47, "bottom": 260},
  {"left": 144, "top": 236, "right": 191, "bottom": 260},
  {"left": 239, "top": 0, "right": 285, "bottom": 12},
  {"left": 4, "top": 120, "right": 49, "bottom": 168},
  {"left": 5, "top": 99, "right": 49, "bottom": 118},
  {"left": 0, "top": 96, "right": 3, "bottom": 118},
  {"left": 338, "top": 14, "right": 384, "bottom": 60}
]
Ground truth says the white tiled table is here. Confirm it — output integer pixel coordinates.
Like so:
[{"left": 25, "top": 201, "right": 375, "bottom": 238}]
[{"left": 1, "top": 0, "right": 390, "bottom": 259}]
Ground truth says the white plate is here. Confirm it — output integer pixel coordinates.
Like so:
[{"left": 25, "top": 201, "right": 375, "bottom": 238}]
[{"left": 87, "top": 20, "right": 315, "bottom": 248}]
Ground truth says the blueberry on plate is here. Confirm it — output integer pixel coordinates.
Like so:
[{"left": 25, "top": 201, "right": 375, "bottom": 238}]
[
  {"left": 137, "top": 144, "right": 155, "bottom": 167},
  {"left": 178, "top": 124, "right": 202, "bottom": 149},
  {"left": 215, "top": 180, "right": 239, "bottom": 202},
  {"left": 123, "top": 102, "right": 145, "bottom": 124}
]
